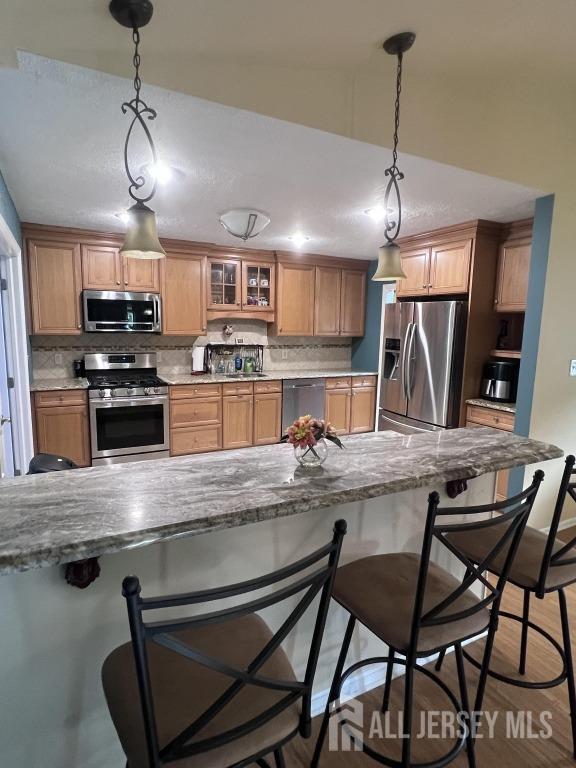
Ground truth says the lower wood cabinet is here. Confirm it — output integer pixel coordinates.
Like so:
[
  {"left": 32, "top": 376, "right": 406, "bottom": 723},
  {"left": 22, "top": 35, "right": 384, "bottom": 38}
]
[
  {"left": 171, "top": 425, "right": 221, "bottom": 456},
  {"left": 466, "top": 403, "right": 515, "bottom": 501},
  {"left": 222, "top": 394, "right": 254, "bottom": 449},
  {"left": 33, "top": 390, "right": 90, "bottom": 467},
  {"left": 253, "top": 389, "right": 282, "bottom": 446},
  {"left": 169, "top": 384, "right": 222, "bottom": 456},
  {"left": 326, "top": 376, "right": 377, "bottom": 435}
]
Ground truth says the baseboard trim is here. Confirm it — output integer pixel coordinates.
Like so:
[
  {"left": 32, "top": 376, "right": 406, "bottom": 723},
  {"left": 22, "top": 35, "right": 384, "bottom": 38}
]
[{"left": 540, "top": 515, "right": 576, "bottom": 535}]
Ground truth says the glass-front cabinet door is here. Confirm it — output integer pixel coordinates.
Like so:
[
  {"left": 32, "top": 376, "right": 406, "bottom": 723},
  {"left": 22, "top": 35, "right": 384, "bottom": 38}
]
[
  {"left": 242, "top": 262, "right": 275, "bottom": 312},
  {"left": 207, "top": 259, "right": 240, "bottom": 310}
]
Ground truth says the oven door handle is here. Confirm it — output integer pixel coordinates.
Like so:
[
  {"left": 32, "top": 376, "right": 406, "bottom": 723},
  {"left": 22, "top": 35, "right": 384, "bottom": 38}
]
[{"left": 90, "top": 396, "right": 168, "bottom": 409}]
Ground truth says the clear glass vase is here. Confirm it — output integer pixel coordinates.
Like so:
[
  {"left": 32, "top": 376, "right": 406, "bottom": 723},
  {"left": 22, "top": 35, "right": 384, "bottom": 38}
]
[{"left": 294, "top": 438, "right": 328, "bottom": 468}]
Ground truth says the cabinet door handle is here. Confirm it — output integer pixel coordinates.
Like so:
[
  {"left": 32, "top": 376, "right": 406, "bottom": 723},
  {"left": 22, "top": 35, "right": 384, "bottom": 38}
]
[
  {"left": 494, "top": 299, "right": 499, "bottom": 304},
  {"left": 116, "top": 280, "right": 121, "bottom": 285}
]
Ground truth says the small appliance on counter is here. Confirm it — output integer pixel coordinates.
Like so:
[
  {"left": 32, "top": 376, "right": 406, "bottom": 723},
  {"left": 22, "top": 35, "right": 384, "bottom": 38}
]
[
  {"left": 480, "top": 360, "right": 518, "bottom": 403},
  {"left": 192, "top": 346, "right": 206, "bottom": 375}
]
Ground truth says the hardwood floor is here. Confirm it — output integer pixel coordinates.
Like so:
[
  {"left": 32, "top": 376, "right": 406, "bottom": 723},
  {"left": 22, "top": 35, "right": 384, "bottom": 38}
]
[{"left": 284, "top": 580, "right": 576, "bottom": 766}]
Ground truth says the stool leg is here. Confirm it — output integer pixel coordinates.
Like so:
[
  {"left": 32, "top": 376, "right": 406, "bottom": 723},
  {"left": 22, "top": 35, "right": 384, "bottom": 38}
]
[
  {"left": 381, "top": 648, "right": 396, "bottom": 713},
  {"left": 435, "top": 648, "right": 447, "bottom": 672},
  {"left": 274, "top": 746, "right": 286, "bottom": 768},
  {"left": 559, "top": 588, "right": 576, "bottom": 759},
  {"left": 455, "top": 643, "right": 477, "bottom": 768},
  {"left": 400, "top": 654, "right": 415, "bottom": 767},
  {"left": 519, "top": 589, "right": 530, "bottom": 675},
  {"left": 474, "top": 615, "right": 498, "bottom": 713},
  {"left": 311, "top": 615, "right": 356, "bottom": 768}
]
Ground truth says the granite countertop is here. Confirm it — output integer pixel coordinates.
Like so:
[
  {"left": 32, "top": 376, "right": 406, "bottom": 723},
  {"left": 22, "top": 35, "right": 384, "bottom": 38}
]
[
  {"left": 163, "top": 369, "right": 378, "bottom": 385},
  {"left": 30, "top": 378, "right": 90, "bottom": 392},
  {"left": 0, "top": 428, "right": 561, "bottom": 575},
  {"left": 29, "top": 370, "right": 378, "bottom": 391},
  {"left": 466, "top": 398, "right": 517, "bottom": 414}
]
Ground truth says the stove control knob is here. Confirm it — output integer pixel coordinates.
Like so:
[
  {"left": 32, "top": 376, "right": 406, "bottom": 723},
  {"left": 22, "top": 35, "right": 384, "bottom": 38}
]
[
  {"left": 154, "top": 386, "right": 160, "bottom": 395},
  {"left": 98, "top": 389, "right": 106, "bottom": 399},
  {"left": 126, "top": 387, "right": 134, "bottom": 396},
  {"left": 144, "top": 387, "right": 150, "bottom": 396},
  {"left": 110, "top": 389, "right": 117, "bottom": 397}
]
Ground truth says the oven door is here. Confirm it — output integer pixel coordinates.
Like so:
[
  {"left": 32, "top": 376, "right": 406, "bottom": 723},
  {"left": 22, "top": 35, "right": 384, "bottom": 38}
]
[
  {"left": 83, "top": 290, "right": 161, "bottom": 332},
  {"left": 89, "top": 396, "right": 169, "bottom": 459}
]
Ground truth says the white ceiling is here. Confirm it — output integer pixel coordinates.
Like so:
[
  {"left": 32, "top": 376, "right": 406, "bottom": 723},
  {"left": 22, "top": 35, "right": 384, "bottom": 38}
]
[{"left": 0, "top": 53, "right": 539, "bottom": 259}]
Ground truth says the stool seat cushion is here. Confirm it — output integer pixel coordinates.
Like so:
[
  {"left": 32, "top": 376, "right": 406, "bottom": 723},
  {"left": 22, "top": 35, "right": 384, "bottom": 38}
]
[
  {"left": 333, "top": 553, "right": 489, "bottom": 654},
  {"left": 447, "top": 524, "right": 576, "bottom": 591},
  {"left": 102, "top": 613, "right": 300, "bottom": 768}
]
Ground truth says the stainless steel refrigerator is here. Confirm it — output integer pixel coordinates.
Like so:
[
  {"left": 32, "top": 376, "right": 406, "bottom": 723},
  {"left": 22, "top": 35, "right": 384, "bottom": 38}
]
[{"left": 378, "top": 300, "right": 467, "bottom": 434}]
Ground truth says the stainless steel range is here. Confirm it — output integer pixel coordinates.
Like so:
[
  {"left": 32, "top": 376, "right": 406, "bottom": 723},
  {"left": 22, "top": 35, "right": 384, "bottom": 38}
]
[{"left": 85, "top": 353, "right": 169, "bottom": 465}]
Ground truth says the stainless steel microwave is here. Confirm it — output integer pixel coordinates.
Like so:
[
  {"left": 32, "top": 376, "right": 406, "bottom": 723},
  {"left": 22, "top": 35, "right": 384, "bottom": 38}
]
[{"left": 82, "top": 290, "right": 161, "bottom": 333}]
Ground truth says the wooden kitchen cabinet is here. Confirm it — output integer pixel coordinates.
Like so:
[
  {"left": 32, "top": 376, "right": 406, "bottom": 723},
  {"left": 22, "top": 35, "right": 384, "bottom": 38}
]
[
  {"left": 222, "top": 394, "right": 254, "bottom": 449},
  {"left": 495, "top": 237, "right": 531, "bottom": 312},
  {"left": 171, "top": 425, "right": 222, "bottom": 456},
  {"left": 325, "top": 389, "right": 351, "bottom": 435},
  {"left": 275, "top": 263, "right": 315, "bottom": 336},
  {"left": 340, "top": 269, "right": 366, "bottom": 336},
  {"left": 349, "top": 386, "right": 376, "bottom": 433},
  {"left": 242, "top": 261, "right": 275, "bottom": 312},
  {"left": 81, "top": 244, "right": 160, "bottom": 292},
  {"left": 314, "top": 266, "right": 341, "bottom": 336},
  {"left": 169, "top": 385, "right": 222, "bottom": 455},
  {"left": 207, "top": 258, "right": 241, "bottom": 311},
  {"left": 428, "top": 240, "right": 472, "bottom": 295},
  {"left": 466, "top": 403, "right": 515, "bottom": 501},
  {"left": 162, "top": 251, "right": 206, "bottom": 335},
  {"left": 34, "top": 391, "right": 90, "bottom": 467},
  {"left": 28, "top": 239, "right": 83, "bottom": 334},
  {"left": 253, "top": 392, "right": 282, "bottom": 445},
  {"left": 396, "top": 247, "right": 430, "bottom": 298}
]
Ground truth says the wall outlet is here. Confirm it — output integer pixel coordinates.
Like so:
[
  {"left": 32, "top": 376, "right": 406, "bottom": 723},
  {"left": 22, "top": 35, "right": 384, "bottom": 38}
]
[
  {"left": 54, "top": 353, "right": 63, "bottom": 366},
  {"left": 570, "top": 360, "right": 576, "bottom": 377},
  {"left": 281, "top": 349, "right": 288, "bottom": 360},
  {"left": 156, "top": 352, "right": 162, "bottom": 363}
]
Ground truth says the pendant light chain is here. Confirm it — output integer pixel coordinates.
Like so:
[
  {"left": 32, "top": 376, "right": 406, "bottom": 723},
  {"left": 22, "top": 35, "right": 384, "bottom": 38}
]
[
  {"left": 383, "top": 49, "right": 406, "bottom": 244},
  {"left": 132, "top": 26, "right": 142, "bottom": 107}
]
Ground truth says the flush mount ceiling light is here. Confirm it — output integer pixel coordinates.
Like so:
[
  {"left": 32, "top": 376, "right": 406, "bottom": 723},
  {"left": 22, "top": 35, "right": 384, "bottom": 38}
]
[
  {"left": 219, "top": 209, "right": 271, "bottom": 241},
  {"left": 372, "top": 31, "right": 415, "bottom": 282},
  {"left": 109, "top": 0, "right": 165, "bottom": 259},
  {"left": 288, "top": 233, "right": 310, "bottom": 248}
]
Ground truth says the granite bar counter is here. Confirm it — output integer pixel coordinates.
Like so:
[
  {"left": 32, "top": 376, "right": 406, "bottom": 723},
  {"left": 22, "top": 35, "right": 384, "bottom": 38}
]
[
  {"left": 0, "top": 428, "right": 560, "bottom": 574},
  {"left": 0, "top": 427, "right": 562, "bottom": 768}
]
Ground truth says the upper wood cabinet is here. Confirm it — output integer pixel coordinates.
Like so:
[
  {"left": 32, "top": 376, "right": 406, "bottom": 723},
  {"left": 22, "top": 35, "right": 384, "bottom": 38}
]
[
  {"left": 397, "top": 239, "right": 472, "bottom": 298},
  {"left": 340, "top": 269, "right": 366, "bottom": 336},
  {"left": 28, "top": 239, "right": 83, "bottom": 334},
  {"left": 81, "top": 245, "right": 160, "bottom": 293},
  {"left": 428, "top": 240, "right": 472, "bottom": 295},
  {"left": 396, "top": 247, "right": 430, "bottom": 297},
  {"left": 275, "top": 263, "right": 316, "bottom": 336},
  {"left": 314, "top": 266, "right": 341, "bottom": 336},
  {"left": 207, "top": 258, "right": 241, "bottom": 310},
  {"left": 242, "top": 261, "right": 275, "bottom": 312},
  {"left": 162, "top": 251, "right": 206, "bottom": 336},
  {"left": 495, "top": 237, "right": 531, "bottom": 312}
]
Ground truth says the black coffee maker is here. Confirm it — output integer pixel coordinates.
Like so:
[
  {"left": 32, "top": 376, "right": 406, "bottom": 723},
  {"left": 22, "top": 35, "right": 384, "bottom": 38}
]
[{"left": 480, "top": 360, "right": 518, "bottom": 403}]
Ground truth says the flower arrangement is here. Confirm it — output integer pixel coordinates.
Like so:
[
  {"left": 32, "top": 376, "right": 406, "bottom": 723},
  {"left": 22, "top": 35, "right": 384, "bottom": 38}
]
[{"left": 281, "top": 414, "right": 343, "bottom": 465}]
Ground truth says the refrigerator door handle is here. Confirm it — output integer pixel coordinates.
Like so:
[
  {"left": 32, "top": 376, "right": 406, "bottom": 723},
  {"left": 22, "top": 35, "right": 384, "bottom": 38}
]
[
  {"left": 405, "top": 323, "right": 417, "bottom": 401},
  {"left": 401, "top": 322, "right": 413, "bottom": 401}
]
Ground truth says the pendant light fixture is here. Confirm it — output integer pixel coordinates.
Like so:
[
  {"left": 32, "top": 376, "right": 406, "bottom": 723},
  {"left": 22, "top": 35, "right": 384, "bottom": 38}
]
[
  {"left": 110, "top": 0, "right": 165, "bottom": 259},
  {"left": 372, "top": 32, "right": 415, "bottom": 282}
]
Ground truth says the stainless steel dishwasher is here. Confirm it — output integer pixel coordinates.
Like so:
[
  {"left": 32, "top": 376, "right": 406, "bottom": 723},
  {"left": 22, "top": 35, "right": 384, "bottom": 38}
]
[{"left": 282, "top": 378, "right": 326, "bottom": 429}]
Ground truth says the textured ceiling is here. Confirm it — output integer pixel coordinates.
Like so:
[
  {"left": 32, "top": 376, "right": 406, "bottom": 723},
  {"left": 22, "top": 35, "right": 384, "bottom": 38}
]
[{"left": 0, "top": 54, "right": 539, "bottom": 259}]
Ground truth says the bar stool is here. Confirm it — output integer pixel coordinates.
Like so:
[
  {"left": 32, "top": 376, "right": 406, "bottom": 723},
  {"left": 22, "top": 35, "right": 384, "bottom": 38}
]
[
  {"left": 312, "top": 472, "right": 544, "bottom": 768},
  {"left": 437, "top": 454, "right": 576, "bottom": 758},
  {"left": 101, "top": 520, "right": 346, "bottom": 768}
]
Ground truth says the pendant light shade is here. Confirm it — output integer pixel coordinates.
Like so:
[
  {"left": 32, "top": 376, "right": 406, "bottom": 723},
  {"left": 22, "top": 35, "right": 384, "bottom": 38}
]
[
  {"left": 120, "top": 202, "right": 166, "bottom": 260},
  {"left": 373, "top": 243, "right": 407, "bottom": 282}
]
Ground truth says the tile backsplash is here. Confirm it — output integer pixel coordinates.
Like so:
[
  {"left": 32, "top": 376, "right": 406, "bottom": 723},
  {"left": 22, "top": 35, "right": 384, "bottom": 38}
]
[{"left": 30, "top": 319, "right": 352, "bottom": 380}]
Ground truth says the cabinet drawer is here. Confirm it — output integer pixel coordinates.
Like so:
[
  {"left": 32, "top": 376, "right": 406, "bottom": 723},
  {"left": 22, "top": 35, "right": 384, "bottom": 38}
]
[
  {"left": 466, "top": 406, "right": 515, "bottom": 431},
  {"left": 170, "top": 425, "right": 222, "bottom": 456},
  {"left": 254, "top": 380, "right": 282, "bottom": 394},
  {"left": 170, "top": 384, "right": 222, "bottom": 399},
  {"left": 351, "top": 375, "right": 377, "bottom": 389},
  {"left": 34, "top": 390, "right": 87, "bottom": 408},
  {"left": 325, "top": 377, "right": 352, "bottom": 390},
  {"left": 223, "top": 382, "right": 254, "bottom": 396},
  {"left": 170, "top": 397, "right": 221, "bottom": 428}
]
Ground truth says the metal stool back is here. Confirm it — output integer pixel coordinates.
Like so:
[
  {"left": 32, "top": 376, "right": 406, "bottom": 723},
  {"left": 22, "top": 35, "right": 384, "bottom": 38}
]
[{"left": 112, "top": 519, "right": 346, "bottom": 768}]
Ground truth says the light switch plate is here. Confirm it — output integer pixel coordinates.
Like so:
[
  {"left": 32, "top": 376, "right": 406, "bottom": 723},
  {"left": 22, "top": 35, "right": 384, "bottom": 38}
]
[{"left": 570, "top": 360, "right": 576, "bottom": 377}]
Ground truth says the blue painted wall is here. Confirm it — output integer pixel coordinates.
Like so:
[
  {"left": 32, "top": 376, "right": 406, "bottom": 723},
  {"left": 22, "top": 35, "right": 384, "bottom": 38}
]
[
  {"left": 509, "top": 194, "right": 555, "bottom": 494},
  {"left": 352, "top": 260, "right": 383, "bottom": 371},
  {"left": 0, "top": 171, "right": 20, "bottom": 244}
]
